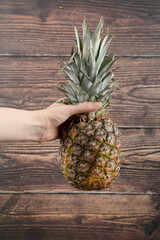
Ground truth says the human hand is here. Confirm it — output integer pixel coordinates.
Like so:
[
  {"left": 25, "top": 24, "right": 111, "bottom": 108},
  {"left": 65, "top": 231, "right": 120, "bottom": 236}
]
[
  {"left": 0, "top": 100, "right": 101, "bottom": 142},
  {"left": 36, "top": 100, "right": 102, "bottom": 141}
]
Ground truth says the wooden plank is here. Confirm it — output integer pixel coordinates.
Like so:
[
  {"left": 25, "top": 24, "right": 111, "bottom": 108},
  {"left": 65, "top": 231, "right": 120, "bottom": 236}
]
[
  {"left": 0, "top": 0, "right": 160, "bottom": 56},
  {"left": 0, "top": 129, "right": 159, "bottom": 193},
  {"left": 0, "top": 56, "right": 159, "bottom": 127},
  {"left": 0, "top": 193, "right": 159, "bottom": 240}
]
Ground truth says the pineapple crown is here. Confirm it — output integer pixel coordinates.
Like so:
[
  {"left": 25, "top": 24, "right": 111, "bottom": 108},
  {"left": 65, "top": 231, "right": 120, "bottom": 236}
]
[{"left": 57, "top": 17, "right": 119, "bottom": 110}]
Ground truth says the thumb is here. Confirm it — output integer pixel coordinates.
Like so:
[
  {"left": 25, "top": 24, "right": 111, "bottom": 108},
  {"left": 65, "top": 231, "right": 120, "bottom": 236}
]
[{"left": 64, "top": 102, "right": 102, "bottom": 116}]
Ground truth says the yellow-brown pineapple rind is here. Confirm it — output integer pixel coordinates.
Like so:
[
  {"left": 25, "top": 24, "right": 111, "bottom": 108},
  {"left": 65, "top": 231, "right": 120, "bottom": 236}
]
[{"left": 60, "top": 110, "right": 121, "bottom": 190}]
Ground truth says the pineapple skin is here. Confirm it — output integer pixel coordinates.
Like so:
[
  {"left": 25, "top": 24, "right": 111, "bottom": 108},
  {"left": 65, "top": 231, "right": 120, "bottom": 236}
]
[{"left": 60, "top": 110, "right": 121, "bottom": 190}]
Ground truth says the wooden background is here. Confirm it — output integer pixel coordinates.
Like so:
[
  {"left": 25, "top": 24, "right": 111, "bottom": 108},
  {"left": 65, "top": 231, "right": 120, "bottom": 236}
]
[{"left": 0, "top": 0, "right": 160, "bottom": 239}]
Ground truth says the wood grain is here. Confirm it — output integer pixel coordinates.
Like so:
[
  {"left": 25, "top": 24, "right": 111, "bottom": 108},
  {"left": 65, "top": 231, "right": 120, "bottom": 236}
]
[
  {"left": 0, "top": 1, "right": 160, "bottom": 239},
  {"left": 0, "top": 129, "right": 159, "bottom": 193},
  {"left": 0, "top": 56, "right": 159, "bottom": 127},
  {"left": 0, "top": 193, "right": 159, "bottom": 240},
  {"left": 0, "top": 0, "right": 160, "bottom": 56}
]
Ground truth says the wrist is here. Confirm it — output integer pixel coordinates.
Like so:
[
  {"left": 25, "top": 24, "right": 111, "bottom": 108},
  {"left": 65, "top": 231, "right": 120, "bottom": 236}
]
[
  {"left": 29, "top": 110, "right": 46, "bottom": 141},
  {"left": 33, "top": 108, "right": 58, "bottom": 142}
]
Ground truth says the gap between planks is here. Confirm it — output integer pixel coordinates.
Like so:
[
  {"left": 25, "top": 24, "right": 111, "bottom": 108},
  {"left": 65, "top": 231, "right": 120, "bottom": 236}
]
[
  {"left": 0, "top": 191, "right": 158, "bottom": 195},
  {"left": 119, "top": 127, "right": 160, "bottom": 129},
  {"left": 0, "top": 54, "right": 160, "bottom": 58}
]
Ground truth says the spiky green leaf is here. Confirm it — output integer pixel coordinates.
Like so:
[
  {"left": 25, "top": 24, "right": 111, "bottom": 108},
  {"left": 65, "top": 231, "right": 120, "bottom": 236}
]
[
  {"left": 92, "top": 17, "right": 103, "bottom": 59},
  {"left": 99, "top": 71, "right": 114, "bottom": 90},
  {"left": 64, "top": 92, "right": 77, "bottom": 102},
  {"left": 62, "top": 83, "right": 76, "bottom": 97},
  {"left": 99, "top": 53, "right": 115, "bottom": 73},
  {"left": 64, "top": 69, "right": 79, "bottom": 84},
  {"left": 74, "top": 53, "right": 80, "bottom": 70},
  {"left": 89, "top": 47, "right": 96, "bottom": 80},
  {"left": 97, "top": 57, "right": 119, "bottom": 81},
  {"left": 89, "top": 96, "right": 97, "bottom": 101},
  {"left": 56, "top": 86, "right": 67, "bottom": 93},
  {"left": 70, "top": 62, "right": 79, "bottom": 76},
  {"left": 96, "top": 37, "right": 113, "bottom": 75},
  {"left": 80, "top": 75, "right": 92, "bottom": 91},
  {"left": 88, "top": 81, "right": 102, "bottom": 96},
  {"left": 82, "top": 22, "right": 91, "bottom": 63},
  {"left": 74, "top": 26, "right": 82, "bottom": 54}
]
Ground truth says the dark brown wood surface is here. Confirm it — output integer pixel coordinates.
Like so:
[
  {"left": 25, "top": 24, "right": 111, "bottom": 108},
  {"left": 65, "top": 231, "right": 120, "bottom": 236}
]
[
  {"left": 0, "top": 57, "right": 160, "bottom": 127},
  {"left": 0, "top": 129, "right": 160, "bottom": 193},
  {"left": 0, "top": 0, "right": 160, "bottom": 239},
  {"left": 0, "top": 194, "right": 159, "bottom": 240},
  {"left": 0, "top": 0, "right": 160, "bottom": 56}
]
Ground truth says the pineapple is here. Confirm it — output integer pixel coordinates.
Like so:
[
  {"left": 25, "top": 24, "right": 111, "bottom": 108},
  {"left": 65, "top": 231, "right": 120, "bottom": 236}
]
[{"left": 57, "top": 17, "right": 121, "bottom": 190}]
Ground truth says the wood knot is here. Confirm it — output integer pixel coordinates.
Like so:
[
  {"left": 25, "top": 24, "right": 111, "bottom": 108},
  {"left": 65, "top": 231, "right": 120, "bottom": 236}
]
[
  {"left": 39, "top": 12, "right": 48, "bottom": 22},
  {"left": 145, "top": 128, "right": 155, "bottom": 136},
  {"left": 142, "top": 219, "right": 159, "bottom": 236},
  {"left": 76, "top": 215, "right": 83, "bottom": 224}
]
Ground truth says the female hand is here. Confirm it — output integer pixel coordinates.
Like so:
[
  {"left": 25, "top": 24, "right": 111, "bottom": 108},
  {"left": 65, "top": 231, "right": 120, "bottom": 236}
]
[
  {"left": 37, "top": 100, "right": 102, "bottom": 141},
  {"left": 0, "top": 100, "right": 101, "bottom": 142}
]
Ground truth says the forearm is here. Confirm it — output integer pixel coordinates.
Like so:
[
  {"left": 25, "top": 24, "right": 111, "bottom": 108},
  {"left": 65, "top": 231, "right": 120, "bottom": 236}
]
[{"left": 0, "top": 108, "right": 44, "bottom": 141}]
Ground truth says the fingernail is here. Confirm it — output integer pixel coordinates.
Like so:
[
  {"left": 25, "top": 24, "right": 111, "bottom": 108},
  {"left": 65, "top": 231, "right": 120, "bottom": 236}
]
[{"left": 94, "top": 102, "right": 102, "bottom": 109}]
